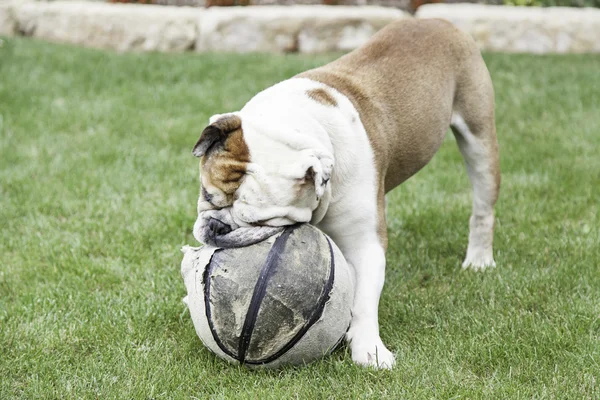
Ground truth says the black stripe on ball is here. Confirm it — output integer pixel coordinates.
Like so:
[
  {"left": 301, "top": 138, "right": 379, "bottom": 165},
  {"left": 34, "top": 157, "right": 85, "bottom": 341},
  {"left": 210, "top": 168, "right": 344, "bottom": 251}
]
[
  {"left": 204, "top": 225, "right": 339, "bottom": 365},
  {"left": 237, "top": 224, "right": 300, "bottom": 363},
  {"left": 204, "top": 249, "right": 239, "bottom": 360},
  {"left": 244, "top": 234, "right": 336, "bottom": 365}
]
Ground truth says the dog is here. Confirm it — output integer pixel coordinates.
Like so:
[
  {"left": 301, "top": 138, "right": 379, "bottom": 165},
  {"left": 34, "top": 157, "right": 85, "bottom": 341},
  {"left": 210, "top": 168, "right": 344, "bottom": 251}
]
[{"left": 191, "top": 18, "right": 500, "bottom": 369}]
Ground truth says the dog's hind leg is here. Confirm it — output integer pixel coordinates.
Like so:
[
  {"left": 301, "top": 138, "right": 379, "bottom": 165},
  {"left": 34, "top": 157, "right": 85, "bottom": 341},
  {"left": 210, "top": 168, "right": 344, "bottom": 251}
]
[{"left": 451, "top": 56, "right": 501, "bottom": 270}]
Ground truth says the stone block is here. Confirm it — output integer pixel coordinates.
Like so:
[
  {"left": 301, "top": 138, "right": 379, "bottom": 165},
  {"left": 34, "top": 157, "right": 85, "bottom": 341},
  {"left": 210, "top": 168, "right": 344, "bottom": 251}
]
[
  {"left": 196, "top": 6, "right": 410, "bottom": 53},
  {"left": 0, "top": 1, "right": 18, "bottom": 36},
  {"left": 15, "top": 1, "right": 202, "bottom": 52},
  {"left": 417, "top": 4, "right": 600, "bottom": 54}
]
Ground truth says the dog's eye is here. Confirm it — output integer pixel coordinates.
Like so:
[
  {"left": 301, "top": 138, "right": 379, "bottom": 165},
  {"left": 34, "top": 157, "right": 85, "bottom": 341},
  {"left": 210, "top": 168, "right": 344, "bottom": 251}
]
[
  {"left": 304, "top": 166, "right": 315, "bottom": 181},
  {"left": 296, "top": 166, "right": 315, "bottom": 184},
  {"left": 202, "top": 187, "right": 214, "bottom": 203},
  {"left": 221, "top": 171, "right": 245, "bottom": 184}
]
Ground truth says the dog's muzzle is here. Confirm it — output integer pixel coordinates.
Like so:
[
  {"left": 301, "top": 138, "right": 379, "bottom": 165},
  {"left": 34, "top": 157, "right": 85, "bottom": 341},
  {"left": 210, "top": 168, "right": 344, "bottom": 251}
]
[{"left": 194, "top": 208, "right": 283, "bottom": 248}]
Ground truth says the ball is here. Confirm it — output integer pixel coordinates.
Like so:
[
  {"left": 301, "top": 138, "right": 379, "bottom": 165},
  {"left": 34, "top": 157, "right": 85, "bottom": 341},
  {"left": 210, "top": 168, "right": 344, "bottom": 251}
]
[{"left": 181, "top": 223, "right": 354, "bottom": 368}]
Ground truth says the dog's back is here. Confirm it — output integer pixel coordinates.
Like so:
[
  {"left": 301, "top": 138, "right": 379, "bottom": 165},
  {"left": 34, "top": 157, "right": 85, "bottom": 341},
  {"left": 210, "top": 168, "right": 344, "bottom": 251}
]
[{"left": 298, "top": 18, "right": 492, "bottom": 191}]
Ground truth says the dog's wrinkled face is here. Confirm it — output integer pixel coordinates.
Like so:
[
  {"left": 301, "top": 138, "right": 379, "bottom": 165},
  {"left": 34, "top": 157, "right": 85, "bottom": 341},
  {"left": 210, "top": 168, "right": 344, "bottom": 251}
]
[
  {"left": 192, "top": 113, "right": 333, "bottom": 237},
  {"left": 192, "top": 114, "right": 250, "bottom": 209}
]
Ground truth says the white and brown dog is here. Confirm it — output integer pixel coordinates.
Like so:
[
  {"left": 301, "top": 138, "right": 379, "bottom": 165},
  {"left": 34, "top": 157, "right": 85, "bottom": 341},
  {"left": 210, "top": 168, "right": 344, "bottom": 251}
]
[{"left": 191, "top": 18, "right": 500, "bottom": 369}]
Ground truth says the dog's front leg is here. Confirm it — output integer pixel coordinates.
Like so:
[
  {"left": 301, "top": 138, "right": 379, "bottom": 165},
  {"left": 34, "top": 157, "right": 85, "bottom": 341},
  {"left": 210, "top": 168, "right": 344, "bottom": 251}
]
[
  {"left": 323, "top": 222, "right": 395, "bottom": 369},
  {"left": 345, "top": 238, "right": 395, "bottom": 369}
]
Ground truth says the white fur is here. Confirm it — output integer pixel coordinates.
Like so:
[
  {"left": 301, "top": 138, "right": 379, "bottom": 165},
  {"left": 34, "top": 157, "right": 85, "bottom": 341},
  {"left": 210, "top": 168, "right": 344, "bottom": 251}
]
[
  {"left": 194, "top": 77, "right": 395, "bottom": 368},
  {"left": 194, "top": 75, "right": 500, "bottom": 368},
  {"left": 451, "top": 112, "right": 496, "bottom": 271},
  {"left": 225, "top": 83, "right": 332, "bottom": 227}
]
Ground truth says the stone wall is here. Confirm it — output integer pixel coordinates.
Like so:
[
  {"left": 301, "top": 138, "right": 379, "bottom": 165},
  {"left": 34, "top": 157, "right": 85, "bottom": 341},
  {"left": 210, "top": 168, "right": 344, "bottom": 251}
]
[
  {"left": 196, "top": 6, "right": 408, "bottom": 53},
  {"left": 239, "top": 0, "right": 412, "bottom": 11},
  {"left": 5, "top": 2, "right": 410, "bottom": 53},
  {"left": 0, "top": 1, "right": 18, "bottom": 36},
  {"left": 38, "top": 0, "right": 413, "bottom": 10},
  {"left": 416, "top": 4, "right": 600, "bottom": 53},
  {"left": 15, "top": 2, "right": 200, "bottom": 51},
  {"left": 28, "top": 0, "right": 505, "bottom": 12},
  {"left": 1, "top": 1, "right": 599, "bottom": 54}
]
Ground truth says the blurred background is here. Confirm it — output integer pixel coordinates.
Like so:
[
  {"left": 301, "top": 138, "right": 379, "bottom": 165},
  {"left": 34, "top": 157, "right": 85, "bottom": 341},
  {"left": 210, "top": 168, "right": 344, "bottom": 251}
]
[
  {"left": 96, "top": 0, "right": 597, "bottom": 10},
  {"left": 3, "top": 0, "right": 600, "bottom": 54},
  {"left": 1, "top": 0, "right": 599, "bottom": 398}
]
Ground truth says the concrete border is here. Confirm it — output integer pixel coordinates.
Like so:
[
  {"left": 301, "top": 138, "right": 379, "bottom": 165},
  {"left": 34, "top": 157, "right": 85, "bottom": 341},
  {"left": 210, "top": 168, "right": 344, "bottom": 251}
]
[
  {"left": 1, "top": 1, "right": 599, "bottom": 54},
  {"left": 196, "top": 5, "right": 408, "bottom": 53},
  {"left": 14, "top": 1, "right": 201, "bottom": 52},
  {"left": 416, "top": 4, "right": 600, "bottom": 54},
  {"left": 0, "top": 1, "right": 18, "bottom": 36}
]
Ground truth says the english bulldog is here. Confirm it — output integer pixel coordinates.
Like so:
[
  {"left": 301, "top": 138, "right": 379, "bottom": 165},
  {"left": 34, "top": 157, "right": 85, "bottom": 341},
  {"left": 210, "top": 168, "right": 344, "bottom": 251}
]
[{"left": 191, "top": 18, "right": 500, "bottom": 369}]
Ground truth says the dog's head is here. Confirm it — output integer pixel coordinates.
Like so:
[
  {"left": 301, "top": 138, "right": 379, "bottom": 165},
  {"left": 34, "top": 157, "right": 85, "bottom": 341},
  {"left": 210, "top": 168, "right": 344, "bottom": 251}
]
[{"left": 192, "top": 113, "right": 333, "bottom": 231}]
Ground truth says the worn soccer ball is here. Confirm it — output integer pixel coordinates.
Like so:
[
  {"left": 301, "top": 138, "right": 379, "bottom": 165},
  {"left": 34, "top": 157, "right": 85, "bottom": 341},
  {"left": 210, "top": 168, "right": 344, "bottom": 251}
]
[{"left": 181, "top": 224, "right": 354, "bottom": 368}]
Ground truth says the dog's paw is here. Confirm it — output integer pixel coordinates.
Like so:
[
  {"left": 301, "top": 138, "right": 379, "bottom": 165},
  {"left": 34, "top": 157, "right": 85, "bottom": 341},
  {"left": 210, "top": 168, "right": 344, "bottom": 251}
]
[
  {"left": 462, "top": 252, "right": 496, "bottom": 271},
  {"left": 347, "top": 334, "right": 395, "bottom": 369}
]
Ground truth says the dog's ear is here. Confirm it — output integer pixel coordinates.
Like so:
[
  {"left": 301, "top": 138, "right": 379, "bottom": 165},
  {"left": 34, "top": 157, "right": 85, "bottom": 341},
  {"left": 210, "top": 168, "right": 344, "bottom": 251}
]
[
  {"left": 300, "top": 149, "right": 334, "bottom": 200},
  {"left": 192, "top": 114, "right": 242, "bottom": 158}
]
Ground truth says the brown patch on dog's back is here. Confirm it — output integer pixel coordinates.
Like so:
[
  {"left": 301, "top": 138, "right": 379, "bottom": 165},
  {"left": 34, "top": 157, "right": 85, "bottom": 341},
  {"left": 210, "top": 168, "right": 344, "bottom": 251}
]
[
  {"left": 298, "top": 18, "right": 496, "bottom": 247},
  {"left": 201, "top": 116, "right": 250, "bottom": 199},
  {"left": 306, "top": 88, "right": 338, "bottom": 107}
]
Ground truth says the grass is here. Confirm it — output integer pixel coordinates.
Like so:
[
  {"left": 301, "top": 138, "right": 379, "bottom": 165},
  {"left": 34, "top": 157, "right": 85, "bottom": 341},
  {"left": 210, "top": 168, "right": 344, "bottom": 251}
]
[{"left": 0, "top": 36, "right": 599, "bottom": 399}]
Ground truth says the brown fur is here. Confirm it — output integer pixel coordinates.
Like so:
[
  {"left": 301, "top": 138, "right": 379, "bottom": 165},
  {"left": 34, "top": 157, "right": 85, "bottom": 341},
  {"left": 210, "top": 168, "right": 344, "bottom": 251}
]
[
  {"left": 201, "top": 117, "right": 250, "bottom": 199},
  {"left": 306, "top": 88, "right": 338, "bottom": 107},
  {"left": 298, "top": 18, "right": 500, "bottom": 248}
]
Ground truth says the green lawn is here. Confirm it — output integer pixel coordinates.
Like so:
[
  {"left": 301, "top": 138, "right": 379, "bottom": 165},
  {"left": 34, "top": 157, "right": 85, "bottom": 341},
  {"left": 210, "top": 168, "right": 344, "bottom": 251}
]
[{"left": 1, "top": 37, "right": 599, "bottom": 399}]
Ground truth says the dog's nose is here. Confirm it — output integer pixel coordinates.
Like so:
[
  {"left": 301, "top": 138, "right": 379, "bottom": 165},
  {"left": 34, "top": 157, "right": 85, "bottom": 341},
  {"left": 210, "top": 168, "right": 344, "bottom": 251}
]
[
  {"left": 202, "top": 187, "right": 214, "bottom": 204},
  {"left": 207, "top": 217, "right": 232, "bottom": 236}
]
